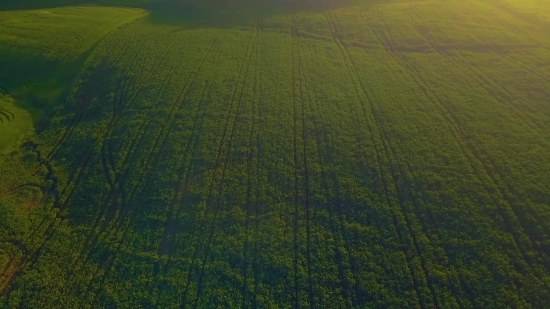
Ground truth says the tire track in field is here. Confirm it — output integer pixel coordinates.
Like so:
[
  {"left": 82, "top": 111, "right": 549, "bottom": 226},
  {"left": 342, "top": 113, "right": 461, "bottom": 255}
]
[
  {"left": 99, "top": 36, "right": 162, "bottom": 190},
  {"left": 397, "top": 5, "right": 540, "bottom": 305},
  {"left": 4, "top": 31, "right": 139, "bottom": 300},
  {"left": 406, "top": 9, "right": 550, "bottom": 271},
  {"left": 0, "top": 109, "right": 14, "bottom": 123},
  {"left": 155, "top": 70, "right": 216, "bottom": 282},
  {"left": 240, "top": 25, "right": 262, "bottom": 308},
  {"left": 363, "top": 5, "right": 548, "bottom": 284},
  {"left": 105, "top": 35, "right": 213, "bottom": 202},
  {"left": 452, "top": 49, "right": 548, "bottom": 132},
  {"left": 15, "top": 144, "right": 59, "bottom": 245},
  {"left": 362, "top": 11, "right": 476, "bottom": 307},
  {"left": 158, "top": 48, "right": 222, "bottom": 261},
  {"left": 326, "top": 10, "right": 435, "bottom": 309},
  {"left": 0, "top": 69, "right": 33, "bottom": 92},
  {"left": 67, "top": 59, "right": 178, "bottom": 286},
  {"left": 241, "top": 20, "right": 265, "bottom": 306},
  {"left": 46, "top": 32, "right": 143, "bottom": 160},
  {"left": 178, "top": 22, "right": 259, "bottom": 309},
  {"left": 289, "top": 16, "right": 302, "bottom": 309},
  {"left": 408, "top": 8, "right": 549, "bottom": 136},
  {"left": 0, "top": 143, "right": 61, "bottom": 298},
  {"left": 77, "top": 39, "right": 219, "bottom": 306},
  {"left": 54, "top": 35, "right": 164, "bottom": 227},
  {"left": 12, "top": 72, "right": 33, "bottom": 90},
  {"left": 0, "top": 183, "right": 42, "bottom": 197},
  {"left": 494, "top": 51, "right": 550, "bottom": 85},
  {"left": 400, "top": 6, "right": 550, "bottom": 269},
  {"left": 100, "top": 48, "right": 181, "bottom": 212},
  {"left": 47, "top": 53, "right": 129, "bottom": 159},
  {"left": 240, "top": 83, "right": 255, "bottom": 309},
  {"left": 0, "top": 182, "right": 44, "bottom": 197},
  {"left": 290, "top": 16, "right": 315, "bottom": 308},
  {"left": 387, "top": 145, "right": 471, "bottom": 308},
  {"left": 73, "top": 34, "right": 84, "bottom": 52},
  {"left": 14, "top": 71, "right": 33, "bottom": 93},
  {"left": 76, "top": 39, "right": 221, "bottom": 306},
  {"left": 463, "top": 0, "right": 550, "bottom": 51},
  {"left": 0, "top": 249, "right": 15, "bottom": 292},
  {"left": 0, "top": 240, "right": 29, "bottom": 293},
  {"left": 0, "top": 41, "right": 52, "bottom": 56},
  {"left": 359, "top": 10, "right": 472, "bottom": 306},
  {"left": 299, "top": 38, "right": 359, "bottom": 307},
  {"left": 15, "top": 33, "right": 180, "bottom": 299},
  {"left": 250, "top": 38, "right": 266, "bottom": 306},
  {"left": 329, "top": 9, "right": 430, "bottom": 304},
  {"left": 57, "top": 32, "right": 167, "bottom": 208},
  {"left": 434, "top": 0, "right": 550, "bottom": 82},
  {"left": 191, "top": 25, "right": 260, "bottom": 309},
  {"left": 362, "top": 9, "right": 494, "bottom": 306}
]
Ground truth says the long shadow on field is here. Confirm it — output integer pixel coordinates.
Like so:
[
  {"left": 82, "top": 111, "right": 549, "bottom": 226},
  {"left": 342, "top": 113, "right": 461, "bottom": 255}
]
[
  {"left": 0, "top": 0, "right": 91, "bottom": 10},
  {"left": 1, "top": 0, "right": 402, "bottom": 29},
  {"left": 0, "top": 41, "right": 100, "bottom": 129},
  {"left": 145, "top": 0, "right": 399, "bottom": 28}
]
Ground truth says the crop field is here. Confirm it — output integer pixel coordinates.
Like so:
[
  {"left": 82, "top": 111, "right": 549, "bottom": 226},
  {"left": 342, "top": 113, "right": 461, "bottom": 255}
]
[{"left": 1, "top": 0, "right": 550, "bottom": 308}]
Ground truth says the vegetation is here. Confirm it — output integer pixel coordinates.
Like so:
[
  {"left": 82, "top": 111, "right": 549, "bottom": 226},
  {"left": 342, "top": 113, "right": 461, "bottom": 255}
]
[
  {"left": 1, "top": 0, "right": 550, "bottom": 308},
  {"left": 0, "top": 94, "right": 33, "bottom": 154},
  {"left": 0, "top": 6, "right": 146, "bottom": 125}
]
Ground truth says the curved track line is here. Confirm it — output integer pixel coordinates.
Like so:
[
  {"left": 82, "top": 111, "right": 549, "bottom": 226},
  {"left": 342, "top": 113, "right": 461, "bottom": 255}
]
[
  {"left": 179, "top": 23, "right": 259, "bottom": 309},
  {"left": 74, "top": 38, "right": 220, "bottom": 307},
  {"left": 327, "top": 10, "right": 441, "bottom": 308}
]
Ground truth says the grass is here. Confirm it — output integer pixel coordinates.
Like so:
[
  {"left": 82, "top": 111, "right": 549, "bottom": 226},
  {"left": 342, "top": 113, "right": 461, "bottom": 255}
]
[
  {"left": 0, "top": 94, "right": 33, "bottom": 155},
  {"left": 0, "top": 0, "right": 550, "bottom": 308},
  {"left": 0, "top": 6, "right": 147, "bottom": 125},
  {"left": 0, "top": 6, "right": 147, "bottom": 60}
]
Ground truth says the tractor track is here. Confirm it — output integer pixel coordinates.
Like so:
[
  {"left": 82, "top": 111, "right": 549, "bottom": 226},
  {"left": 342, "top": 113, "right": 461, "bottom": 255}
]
[
  {"left": 0, "top": 142, "right": 60, "bottom": 298},
  {"left": 240, "top": 24, "right": 262, "bottom": 308},
  {"left": 80, "top": 36, "right": 220, "bottom": 307},
  {"left": 250, "top": 36, "right": 266, "bottom": 306},
  {"left": 158, "top": 48, "right": 222, "bottom": 261},
  {"left": 179, "top": 22, "right": 259, "bottom": 309},
  {"left": 63, "top": 54, "right": 180, "bottom": 289},
  {"left": 47, "top": 33, "right": 145, "bottom": 160},
  {"left": 290, "top": 15, "right": 315, "bottom": 308},
  {"left": 362, "top": 8, "right": 548, "bottom": 304},
  {"left": 326, "top": 10, "right": 434, "bottom": 308},
  {"left": 289, "top": 16, "right": 302, "bottom": 309},
  {"left": 0, "top": 109, "right": 14, "bottom": 123},
  {"left": 408, "top": 7, "right": 550, "bottom": 274},
  {"left": 74, "top": 38, "right": 220, "bottom": 305},
  {"left": 370, "top": 7, "right": 550, "bottom": 277},
  {"left": 191, "top": 24, "right": 260, "bottom": 309},
  {"left": 408, "top": 8, "right": 549, "bottom": 137},
  {"left": 298, "top": 35, "right": 361, "bottom": 306}
]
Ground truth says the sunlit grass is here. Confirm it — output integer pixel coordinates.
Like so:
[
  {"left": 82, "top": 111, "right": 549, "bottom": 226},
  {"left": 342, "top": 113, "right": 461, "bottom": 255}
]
[{"left": 0, "top": 6, "right": 147, "bottom": 60}]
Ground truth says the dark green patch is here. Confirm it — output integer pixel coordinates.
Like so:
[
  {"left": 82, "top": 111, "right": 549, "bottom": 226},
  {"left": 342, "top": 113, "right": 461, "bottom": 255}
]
[{"left": 0, "top": 44, "right": 98, "bottom": 128}]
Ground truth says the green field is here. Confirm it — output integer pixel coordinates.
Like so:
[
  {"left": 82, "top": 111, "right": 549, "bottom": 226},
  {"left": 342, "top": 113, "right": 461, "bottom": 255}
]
[{"left": 1, "top": 0, "right": 550, "bottom": 308}]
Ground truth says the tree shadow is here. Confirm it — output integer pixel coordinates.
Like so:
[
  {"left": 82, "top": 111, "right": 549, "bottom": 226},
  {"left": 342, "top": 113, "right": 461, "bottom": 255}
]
[
  {"left": 0, "top": 0, "right": 92, "bottom": 10},
  {"left": 0, "top": 45, "right": 97, "bottom": 129},
  {"left": 1, "top": 0, "right": 400, "bottom": 29},
  {"left": 144, "top": 0, "right": 395, "bottom": 28}
]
